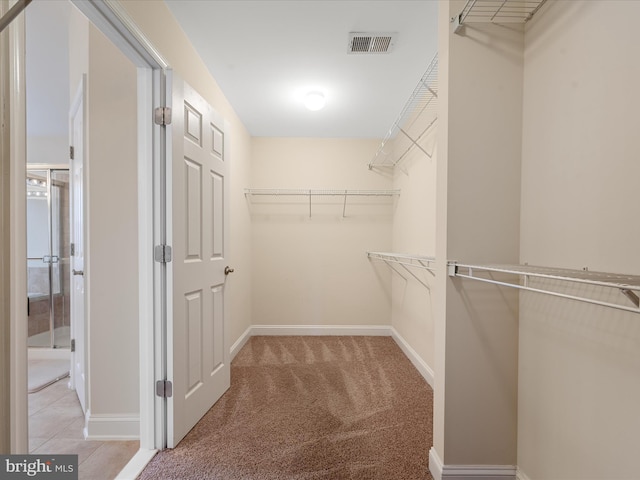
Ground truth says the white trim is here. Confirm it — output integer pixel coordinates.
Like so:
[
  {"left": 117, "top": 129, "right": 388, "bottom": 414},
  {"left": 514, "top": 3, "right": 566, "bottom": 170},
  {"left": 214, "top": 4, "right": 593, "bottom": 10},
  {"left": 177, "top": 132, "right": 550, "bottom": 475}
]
[
  {"left": 230, "top": 326, "right": 252, "bottom": 360},
  {"left": 115, "top": 448, "right": 157, "bottom": 480},
  {"left": 136, "top": 62, "right": 155, "bottom": 453},
  {"left": 390, "top": 327, "right": 435, "bottom": 387},
  {"left": 515, "top": 469, "right": 531, "bottom": 480},
  {"left": 231, "top": 325, "right": 436, "bottom": 388},
  {"left": 429, "top": 448, "right": 517, "bottom": 480},
  {"left": 8, "top": 3, "right": 28, "bottom": 453},
  {"left": 84, "top": 412, "right": 140, "bottom": 441},
  {"left": 430, "top": 448, "right": 444, "bottom": 480},
  {"left": 250, "top": 324, "right": 392, "bottom": 336}
]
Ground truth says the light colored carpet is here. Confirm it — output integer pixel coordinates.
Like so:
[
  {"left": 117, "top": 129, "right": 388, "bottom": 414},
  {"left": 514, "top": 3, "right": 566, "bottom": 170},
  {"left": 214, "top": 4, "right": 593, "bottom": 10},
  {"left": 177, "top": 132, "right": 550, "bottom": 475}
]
[
  {"left": 28, "top": 359, "right": 70, "bottom": 393},
  {"left": 139, "top": 336, "right": 434, "bottom": 480}
]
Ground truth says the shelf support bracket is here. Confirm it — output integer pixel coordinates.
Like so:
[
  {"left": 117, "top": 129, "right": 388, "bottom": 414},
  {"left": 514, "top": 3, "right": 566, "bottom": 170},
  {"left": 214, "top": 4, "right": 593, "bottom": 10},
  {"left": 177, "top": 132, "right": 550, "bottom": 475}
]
[
  {"left": 382, "top": 260, "right": 408, "bottom": 283},
  {"left": 447, "top": 261, "right": 458, "bottom": 277},
  {"left": 452, "top": 13, "right": 465, "bottom": 35},
  {"left": 399, "top": 128, "right": 432, "bottom": 158},
  {"left": 398, "top": 263, "right": 430, "bottom": 290},
  {"left": 343, "top": 190, "right": 348, "bottom": 217},
  {"left": 620, "top": 289, "right": 640, "bottom": 308}
]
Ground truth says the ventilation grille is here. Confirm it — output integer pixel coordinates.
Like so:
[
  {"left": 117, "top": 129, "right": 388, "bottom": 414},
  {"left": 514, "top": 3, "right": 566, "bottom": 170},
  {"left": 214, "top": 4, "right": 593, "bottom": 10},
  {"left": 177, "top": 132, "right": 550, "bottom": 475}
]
[{"left": 348, "top": 32, "right": 396, "bottom": 54}]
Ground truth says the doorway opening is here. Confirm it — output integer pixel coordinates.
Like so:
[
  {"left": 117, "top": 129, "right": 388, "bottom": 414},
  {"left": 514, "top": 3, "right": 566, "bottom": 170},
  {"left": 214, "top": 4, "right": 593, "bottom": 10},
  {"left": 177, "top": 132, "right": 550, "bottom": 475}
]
[
  {"left": 26, "top": 167, "right": 71, "bottom": 394},
  {"left": 7, "top": 0, "right": 165, "bottom": 468}
]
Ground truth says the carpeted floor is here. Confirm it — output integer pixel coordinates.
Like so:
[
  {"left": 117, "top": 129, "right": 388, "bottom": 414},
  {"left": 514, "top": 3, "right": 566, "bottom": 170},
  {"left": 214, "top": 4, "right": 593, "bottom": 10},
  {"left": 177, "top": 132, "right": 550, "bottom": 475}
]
[{"left": 139, "top": 336, "right": 434, "bottom": 480}]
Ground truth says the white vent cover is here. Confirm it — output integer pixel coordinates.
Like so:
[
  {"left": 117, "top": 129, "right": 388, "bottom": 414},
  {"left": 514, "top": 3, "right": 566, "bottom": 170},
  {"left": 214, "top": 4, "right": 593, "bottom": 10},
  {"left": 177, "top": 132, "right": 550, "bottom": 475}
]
[{"left": 348, "top": 32, "right": 396, "bottom": 54}]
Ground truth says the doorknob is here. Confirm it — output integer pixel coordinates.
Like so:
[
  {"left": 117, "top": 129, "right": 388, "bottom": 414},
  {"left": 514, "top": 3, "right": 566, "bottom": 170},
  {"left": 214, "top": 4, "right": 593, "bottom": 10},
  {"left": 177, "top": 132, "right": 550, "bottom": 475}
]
[
  {"left": 224, "top": 266, "right": 234, "bottom": 275},
  {"left": 72, "top": 269, "right": 84, "bottom": 276}
]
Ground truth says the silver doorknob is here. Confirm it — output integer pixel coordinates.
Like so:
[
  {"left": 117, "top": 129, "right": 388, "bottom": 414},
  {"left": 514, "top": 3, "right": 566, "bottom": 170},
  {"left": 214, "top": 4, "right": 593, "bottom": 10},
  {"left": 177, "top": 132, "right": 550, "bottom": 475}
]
[
  {"left": 72, "top": 269, "right": 84, "bottom": 276},
  {"left": 224, "top": 266, "right": 234, "bottom": 275}
]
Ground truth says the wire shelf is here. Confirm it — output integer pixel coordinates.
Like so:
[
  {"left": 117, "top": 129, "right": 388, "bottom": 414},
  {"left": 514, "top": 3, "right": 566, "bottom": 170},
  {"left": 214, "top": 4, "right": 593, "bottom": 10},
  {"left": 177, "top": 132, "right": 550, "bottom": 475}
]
[
  {"left": 453, "top": 0, "right": 548, "bottom": 32},
  {"left": 244, "top": 189, "right": 400, "bottom": 197},
  {"left": 448, "top": 262, "right": 640, "bottom": 314},
  {"left": 369, "top": 54, "right": 438, "bottom": 170},
  {"left": 244, "top": 189, "right": 400, "bottom": 217},
  {"left": 367, "top": 252, "right": 436, "bottom": 289}
]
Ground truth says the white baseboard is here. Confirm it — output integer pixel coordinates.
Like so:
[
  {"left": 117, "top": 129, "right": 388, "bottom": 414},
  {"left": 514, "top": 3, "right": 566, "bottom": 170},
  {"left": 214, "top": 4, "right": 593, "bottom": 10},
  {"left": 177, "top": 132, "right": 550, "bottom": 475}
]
[
  {"left": 230, "top": 326, "right": 252, "bottom": 360},
  {"left": 390, "top": 327, "right": 434, "bottom": 387},
  {"left": 230, "top": 325, "right": 436, "bottom": 388},
  {"left": 115, "top": 448, "right": 157, "bottom": 480},
  {"left": 515, "top": 469, "right": 531, "bottom": 480},
  {"left": 84, "top": 411, "right": 140, "bottom": 440},
  {"left": 249, "top": 324, "right": 392, "bottom": 336},
  {"left": 429, "top": 448, "right": 517, "bottom": 480}
]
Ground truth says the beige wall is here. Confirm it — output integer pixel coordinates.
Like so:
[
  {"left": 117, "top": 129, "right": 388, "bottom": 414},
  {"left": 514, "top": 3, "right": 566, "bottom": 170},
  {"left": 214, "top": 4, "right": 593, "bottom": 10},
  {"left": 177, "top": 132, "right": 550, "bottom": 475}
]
[
  {"left": 250, "top": 138, "right": 392, "bottom": 327},
  {"left": 120, "top": 0, "right": 253, "bottom": 347},
  {"left": 518, "top": 1, "right": 640, "bottom": 478},
  {"left": 84, "top": 23, "right": 140, "bottom": 421},
  {"left": 434, "top": 0, "right": 522, "bottom": 466},
  {"left": 390, "top": 131, "right": 437, "bottom": 371}
]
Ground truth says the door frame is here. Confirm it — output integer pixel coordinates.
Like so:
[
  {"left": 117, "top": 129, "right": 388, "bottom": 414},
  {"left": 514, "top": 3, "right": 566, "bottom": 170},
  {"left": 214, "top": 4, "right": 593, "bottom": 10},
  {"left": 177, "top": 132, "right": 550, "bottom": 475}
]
[{"left": 5, "top": 0, "right": 170, "bottom": 454}]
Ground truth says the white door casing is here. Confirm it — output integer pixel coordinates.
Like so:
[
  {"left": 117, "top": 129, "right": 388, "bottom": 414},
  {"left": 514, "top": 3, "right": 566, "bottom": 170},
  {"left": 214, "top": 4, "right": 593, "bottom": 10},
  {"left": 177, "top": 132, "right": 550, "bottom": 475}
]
[
  {"left": 69, "top": 76, "right": 87, "bottom": 414},
  {"left": 167, "top": 79, "right": 230, "bottom": 447}
]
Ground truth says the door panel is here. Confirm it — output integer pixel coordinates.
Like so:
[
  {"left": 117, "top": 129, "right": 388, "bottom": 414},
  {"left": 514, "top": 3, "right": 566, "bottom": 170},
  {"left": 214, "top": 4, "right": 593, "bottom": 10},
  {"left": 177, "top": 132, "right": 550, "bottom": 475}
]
[
  {"left": 168, "top": 79, "right": 230, "bottom": 447},
  {"left": 70, "top": 77, "right": 87, "bottom": 413}
]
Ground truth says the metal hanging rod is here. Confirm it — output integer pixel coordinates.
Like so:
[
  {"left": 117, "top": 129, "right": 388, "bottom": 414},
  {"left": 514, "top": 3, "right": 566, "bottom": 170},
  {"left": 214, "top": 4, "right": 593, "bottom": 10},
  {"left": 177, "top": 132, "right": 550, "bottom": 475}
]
[
  {"left": 0, "top": 0, "right": 31, "bottom": 34},
  {"left": 369, "top": 53, "right": 438, "bottom": 170},
  {"left": 244, "top": 188, "right": 400, "bottom": 217},
  {"left": 452, "top": 0, "right": 548, "bottom": 33},
  {"left": 448, "top": 262, "right": 640, "bottom": 314},
  {"left": 367, "top": 252, "right": 436, "bottom": 289}
]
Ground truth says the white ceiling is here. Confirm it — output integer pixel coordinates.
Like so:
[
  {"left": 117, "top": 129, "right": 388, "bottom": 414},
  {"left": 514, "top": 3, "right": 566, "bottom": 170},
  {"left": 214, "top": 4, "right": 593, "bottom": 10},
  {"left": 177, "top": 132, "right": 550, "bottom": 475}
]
[{"left": 164, "top": 0, "right": 438, "bottom": 138}]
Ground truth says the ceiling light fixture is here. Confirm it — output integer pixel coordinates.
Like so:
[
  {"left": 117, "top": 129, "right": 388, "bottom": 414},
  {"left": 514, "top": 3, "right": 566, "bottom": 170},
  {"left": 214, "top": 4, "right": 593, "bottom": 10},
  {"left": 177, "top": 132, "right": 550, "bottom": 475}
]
[{"left": 304, "top": 91, "right": 325, "bottom": 111}]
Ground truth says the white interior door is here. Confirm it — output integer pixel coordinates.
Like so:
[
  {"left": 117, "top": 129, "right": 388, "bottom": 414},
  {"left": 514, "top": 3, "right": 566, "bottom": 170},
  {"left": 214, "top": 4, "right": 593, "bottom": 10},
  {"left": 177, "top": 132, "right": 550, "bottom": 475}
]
[
  {"left": 69, "top": 77, "right": 87, "bottom": 414},
  {"left": 168, "top": 79, "right": 231, "bottom": 447}
]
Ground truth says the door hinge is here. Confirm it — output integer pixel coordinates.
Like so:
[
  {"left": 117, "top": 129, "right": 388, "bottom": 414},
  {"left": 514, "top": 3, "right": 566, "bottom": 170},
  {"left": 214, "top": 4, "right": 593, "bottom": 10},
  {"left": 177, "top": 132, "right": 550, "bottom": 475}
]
[
  {"left": 70, "top": 243, "right": 75, "bottom": 256},
  {"left": 154, "top": 244, "right": 172, "bottom": 264},
  {"left": 70, "top": 145, "right": 75, "bottom": 160},
  {"left": 71, "top": 339, "right": 76, "bottom": 353},
  {"left": 154, "top": 106, "right": 172, "bottom": 126},
  {"left": 156, "top": 380, "right": 173, "bottom": 398}
]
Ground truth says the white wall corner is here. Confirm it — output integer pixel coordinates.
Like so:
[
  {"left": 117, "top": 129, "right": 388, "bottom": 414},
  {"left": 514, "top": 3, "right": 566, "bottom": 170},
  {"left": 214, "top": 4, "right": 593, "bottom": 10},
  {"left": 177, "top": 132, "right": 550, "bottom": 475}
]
[
  {"left": 429, "top": 447, "right": 517, "bottom": 480},
  {"left": 84, "top": 411, "right": 140, "bottom": 441},
  {"left": 390, "top": 327, "right": 435, "bottom": 387},
  {"left": 515, "top": 468, "right": 531, "bottom": 480},
  {"left": 249, "top": 325, "right": 393, "bottom": 337},
  {"left": 230, "top": 326, "right": 252, "bottom": 361}
]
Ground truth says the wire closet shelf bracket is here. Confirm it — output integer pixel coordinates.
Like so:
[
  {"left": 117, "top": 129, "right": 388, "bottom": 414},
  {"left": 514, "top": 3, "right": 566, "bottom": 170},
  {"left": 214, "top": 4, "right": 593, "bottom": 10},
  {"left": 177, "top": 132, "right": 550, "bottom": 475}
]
[
  {"left": 368, "top": 53, "right": 438, "bottom": 170},
  {"left": 448, "top": 262, "right": 640, "bottom": 314},
  {"left": 244, "top": 188, "right": 400, "bottom": 217},
  {"left": 452, "top": 0, "right": 548, "bottom": 33},
  {"left": 367, "top": 252, "right": 436, "bottom": 289}
]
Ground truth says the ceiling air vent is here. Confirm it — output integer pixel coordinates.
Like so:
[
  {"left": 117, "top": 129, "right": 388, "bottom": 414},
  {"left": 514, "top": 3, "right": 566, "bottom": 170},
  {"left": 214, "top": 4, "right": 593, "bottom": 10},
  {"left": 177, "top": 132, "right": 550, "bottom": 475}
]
[{"left": 348, "top": 32, "right": 396, "bottom": 54}]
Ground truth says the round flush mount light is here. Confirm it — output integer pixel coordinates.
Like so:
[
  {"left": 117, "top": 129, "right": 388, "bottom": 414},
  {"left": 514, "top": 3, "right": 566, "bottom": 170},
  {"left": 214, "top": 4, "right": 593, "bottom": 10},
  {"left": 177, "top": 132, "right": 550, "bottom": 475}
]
[{"left": 304, "top": 91, "right": 326, "bottom": 111}]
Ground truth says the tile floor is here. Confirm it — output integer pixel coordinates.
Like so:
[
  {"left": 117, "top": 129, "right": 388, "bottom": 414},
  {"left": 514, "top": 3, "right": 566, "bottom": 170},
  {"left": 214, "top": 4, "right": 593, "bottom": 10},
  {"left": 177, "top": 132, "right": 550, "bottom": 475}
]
[{"left": 29, "top": 378, "right": 139, "bottom": 480}]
